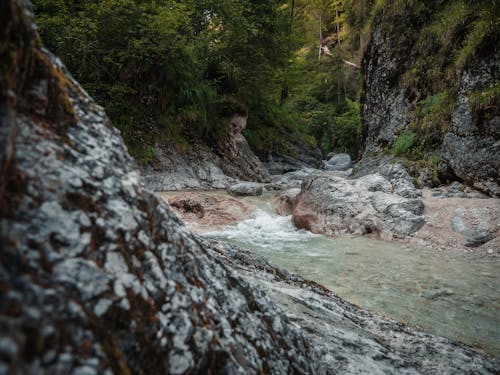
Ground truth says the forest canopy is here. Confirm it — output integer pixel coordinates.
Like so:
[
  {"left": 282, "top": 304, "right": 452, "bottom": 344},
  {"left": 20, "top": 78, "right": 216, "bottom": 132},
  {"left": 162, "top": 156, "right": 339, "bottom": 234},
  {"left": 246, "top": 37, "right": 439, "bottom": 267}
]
[{"left": 32, "top": 0, "right": 382, "bottom": 162}]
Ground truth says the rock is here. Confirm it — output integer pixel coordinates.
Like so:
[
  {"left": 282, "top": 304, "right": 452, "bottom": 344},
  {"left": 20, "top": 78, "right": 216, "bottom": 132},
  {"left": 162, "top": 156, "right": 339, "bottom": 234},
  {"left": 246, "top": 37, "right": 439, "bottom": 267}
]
[
  {"left": 216, "top": 114, "right": 271, "bottom": 183},
  {"left": 279, "top": 167, "right": 425, "bottom": 239},
  {"left": 271, "top": 167, "right": 322, "bottom": 187},
  {"left": 273, "top": 188, "right": 301, "bottom": 216},
  {"left": 141, "top": 144, "right": 237, "bottom": 191},
  {"left": 260, "top": 140, "right": 323, "bottom": 175},
  {"left": 227, "top": 182, "right": 263, "bottom": 197},
  {"left": 324, "top": 153, "right": 352, "bottom": 171},
  {"left": 431, "top": 181, "right": 489, "bottom": 199},
  {"left": 360, "top": 5, "right": 499, "bottom": 196},
  {"left": 450, "top": 217, "right": 494, "bottom": 248},
  {"left": 162, "top": 192, "right": 255, "bottom": 227}
]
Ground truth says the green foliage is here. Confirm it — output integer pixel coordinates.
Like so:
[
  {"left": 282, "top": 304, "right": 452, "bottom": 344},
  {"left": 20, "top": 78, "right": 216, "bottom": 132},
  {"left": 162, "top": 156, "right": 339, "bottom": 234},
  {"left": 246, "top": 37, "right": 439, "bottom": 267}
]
[
  {"left": 411, "top": 92, "right": 454, "bottom": 148},
  {"left": 468, "top": 84, "right": 500, "bottom": 122},
  {"left": 33, "top": 0, "right": 293, "bottom": 161},
  {"left": 392, "top": 131, "right": 418, "bottom": 157}
]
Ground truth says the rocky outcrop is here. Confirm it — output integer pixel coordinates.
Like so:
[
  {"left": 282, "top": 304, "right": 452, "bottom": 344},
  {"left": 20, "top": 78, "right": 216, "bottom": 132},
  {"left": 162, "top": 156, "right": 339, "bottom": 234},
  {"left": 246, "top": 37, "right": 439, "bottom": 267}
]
[
  {"left": 278, "top": 165, "right": 425, "bottom": 240},
  {"left": 361, "top": 4, "right": 499, "bottom": 196},
  {"left": 141, "top": 144, "right": 236, "bottom": 190},
  {"left": 217, "top": 114, "right": 271, "bottom": 182},
  {"left": 141, "top": 114, "right": 271, "bottom": 191},
  {"left": 441, "top": 56, "right": 500, "bottom": 196}
]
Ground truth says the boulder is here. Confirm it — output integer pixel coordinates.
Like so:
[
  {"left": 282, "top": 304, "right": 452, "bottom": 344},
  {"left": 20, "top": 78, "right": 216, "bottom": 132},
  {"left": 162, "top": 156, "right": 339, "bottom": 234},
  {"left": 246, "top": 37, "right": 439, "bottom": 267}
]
[
  {"left": 324, "top": 153, "right": 352, "bottom": 171},
  {"left": 278, "top": 166, "right": 426, "bottom": 239},
  {"left": 227, "top": 182, "right": 263, "bottom": 197}
]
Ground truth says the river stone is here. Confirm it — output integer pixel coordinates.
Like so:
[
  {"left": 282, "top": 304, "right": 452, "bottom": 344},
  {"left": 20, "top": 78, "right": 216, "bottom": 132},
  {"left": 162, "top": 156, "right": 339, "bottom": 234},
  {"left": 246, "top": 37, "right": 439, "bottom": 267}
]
[
  {"left": 450, "top": 217, "right": 494, "bottom": 248},
  {"left": 280, "top": 166, "right": 426, "bottom": 239},
  {"left": 324, "top": 153, "right": 352, "bottom": 171},
  {"left": 227, "top": 182, "right": 263, "bottom": 197}
]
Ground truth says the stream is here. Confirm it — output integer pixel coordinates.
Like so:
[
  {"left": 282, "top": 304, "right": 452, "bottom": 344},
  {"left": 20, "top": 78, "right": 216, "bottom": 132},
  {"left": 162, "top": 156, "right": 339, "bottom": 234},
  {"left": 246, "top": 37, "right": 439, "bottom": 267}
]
[{"left": 182, "top": 191, "right": 500, "bottom": 357}]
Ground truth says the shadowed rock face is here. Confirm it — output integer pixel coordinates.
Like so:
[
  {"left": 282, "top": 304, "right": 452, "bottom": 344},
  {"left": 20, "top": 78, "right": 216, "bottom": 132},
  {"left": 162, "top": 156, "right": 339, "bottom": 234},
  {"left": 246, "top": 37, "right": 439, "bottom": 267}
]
[
  {"left": 1, "top": 1, "right": 499, "bottom": 374},
  {"left": 361, "top": 10, "right": 499, "bottom": 196}
]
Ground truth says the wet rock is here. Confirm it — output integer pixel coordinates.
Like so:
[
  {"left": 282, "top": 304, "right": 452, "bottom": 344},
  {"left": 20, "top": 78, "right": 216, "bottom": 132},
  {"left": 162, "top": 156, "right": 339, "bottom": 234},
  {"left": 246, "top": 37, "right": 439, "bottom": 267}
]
[
  {"left": 279, "top": 167, "right": 425, "bottom": 239},
  {"left": 451, "top": 217, "right": 494, "bottom": 248},
  {"left": 324, "top": 153, "right": 352, "bottom": 171},
  {"left": 162, "top": 192, "right": 255, "bottom": 227},
  {"left": 227, "top": 182, "right": 263, "bottom": 197}
]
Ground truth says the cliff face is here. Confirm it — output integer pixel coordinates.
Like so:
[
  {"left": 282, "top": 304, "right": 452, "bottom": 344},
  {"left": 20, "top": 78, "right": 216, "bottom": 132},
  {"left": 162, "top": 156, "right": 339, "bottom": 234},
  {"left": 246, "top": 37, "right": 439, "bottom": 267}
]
[{"left": 360, "top": 1, "right": 499, "bottom": 196}]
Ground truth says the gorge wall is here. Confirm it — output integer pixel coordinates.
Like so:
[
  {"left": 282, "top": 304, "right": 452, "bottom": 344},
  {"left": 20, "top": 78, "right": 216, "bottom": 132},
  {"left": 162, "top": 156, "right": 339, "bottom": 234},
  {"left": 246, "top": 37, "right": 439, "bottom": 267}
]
[{"left": 360, "top": 1, "right": 499, "bottom": 196}]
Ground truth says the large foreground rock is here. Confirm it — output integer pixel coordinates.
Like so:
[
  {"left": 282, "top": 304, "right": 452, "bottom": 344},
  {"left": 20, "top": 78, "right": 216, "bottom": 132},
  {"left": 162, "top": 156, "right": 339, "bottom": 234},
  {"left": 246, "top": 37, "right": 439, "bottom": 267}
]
[
  {"left": 0, "top": 2, "right": 498, "bottom": 374},
  {"left": 280, "top": 165, "right": 425, "bottom": 240}
]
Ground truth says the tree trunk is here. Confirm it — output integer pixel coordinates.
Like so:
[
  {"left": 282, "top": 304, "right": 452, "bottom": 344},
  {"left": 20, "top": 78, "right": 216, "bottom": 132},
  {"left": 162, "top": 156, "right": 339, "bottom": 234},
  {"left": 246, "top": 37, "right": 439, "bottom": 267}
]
[{"left": 335, "top": 3, "right": 341, "bottom": 47}]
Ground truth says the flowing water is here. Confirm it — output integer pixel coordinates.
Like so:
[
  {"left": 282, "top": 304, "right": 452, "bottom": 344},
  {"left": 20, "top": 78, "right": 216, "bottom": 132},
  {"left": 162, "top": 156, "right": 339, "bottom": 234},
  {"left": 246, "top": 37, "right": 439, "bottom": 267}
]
[{"left": 192, "top": 192, "right": 499, "bottom": 357}]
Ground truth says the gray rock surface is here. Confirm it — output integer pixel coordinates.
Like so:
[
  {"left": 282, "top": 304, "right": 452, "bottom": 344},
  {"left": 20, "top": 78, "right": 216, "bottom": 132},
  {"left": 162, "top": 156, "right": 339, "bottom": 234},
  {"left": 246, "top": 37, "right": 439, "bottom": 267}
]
[
  {"left": 450, "top": 217, "right": 494, "bottom": 248},
  {"left": 280, "top": 165, "right": 425, "bottom": 239},
  {"left": 324, "top": 153, "right": 353, "bottom": 171},
  {"left": 216, "top": 114, "right": 271, "bottom": 183},
  {"left": 260, "top": 139, "right": 324, "bottom": 175},
  {"left": 361, "top": 9, "right": 499, "bottom": 196},
  {"left": 141, "top": 115, "right": 270, "bottom": 191},
  {"left": 441, "top": 56, "right": 500, "bottom": 196},
  {"left": 227, "top": 182, "right": 263, "bottom": 197},
  {"left": 141, "top": 144, "right": 236, "bottom": 190}
]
